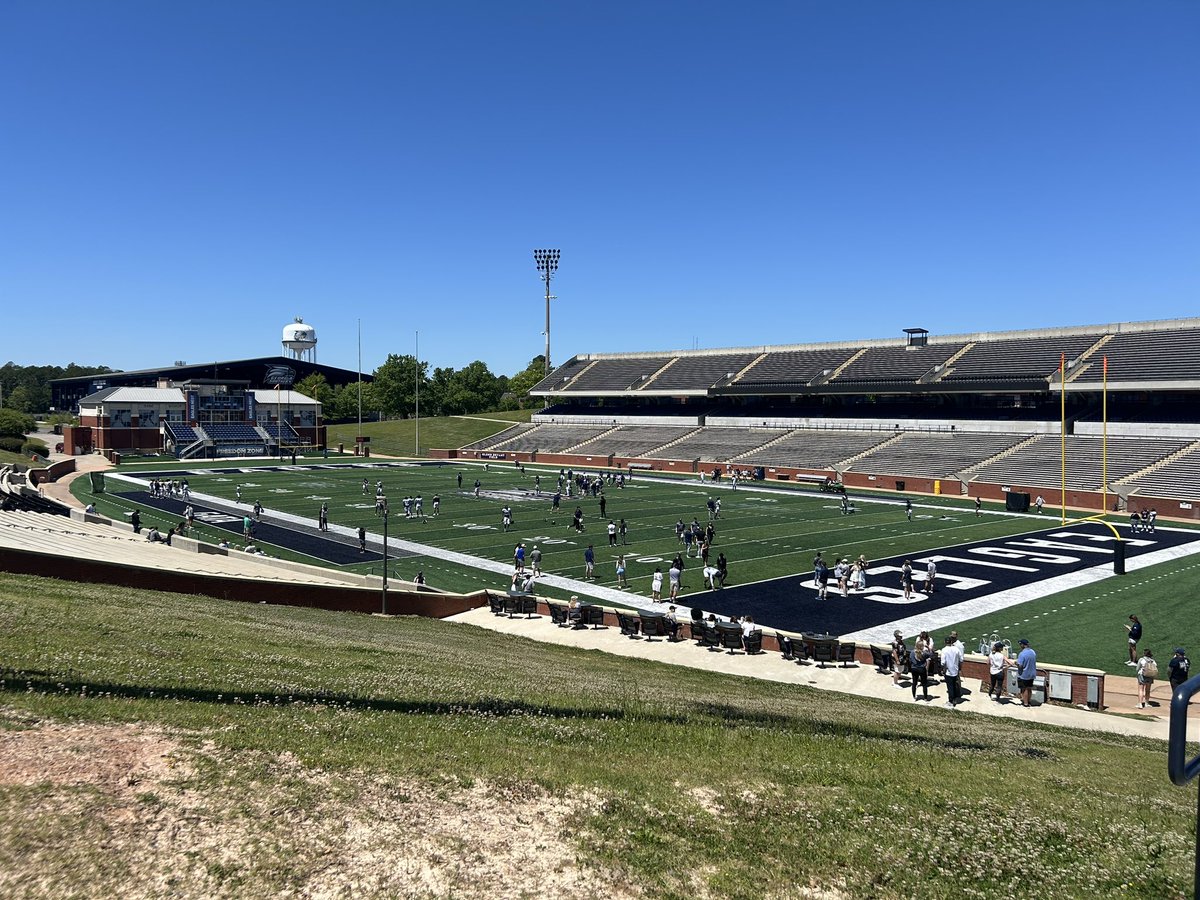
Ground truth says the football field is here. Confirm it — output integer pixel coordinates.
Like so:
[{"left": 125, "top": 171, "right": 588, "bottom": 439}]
[{"left": 97, "top": 459, "right": 1200, "bottom": 674}]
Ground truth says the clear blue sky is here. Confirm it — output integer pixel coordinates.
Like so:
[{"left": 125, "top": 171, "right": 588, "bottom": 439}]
[{"left": 2, "top": 1, "right": 1197, "bottom": 378}]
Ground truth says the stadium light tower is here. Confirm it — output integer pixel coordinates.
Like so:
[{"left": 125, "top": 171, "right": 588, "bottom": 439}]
[{"left": 533, "top": 249, "right": 560, "bottom": 380}]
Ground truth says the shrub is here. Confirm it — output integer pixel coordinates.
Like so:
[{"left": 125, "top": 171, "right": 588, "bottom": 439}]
[
  {"left": 0, "top": 409, "right": 35, "bottom": 438},
  {"left": 0, "top": 436, "right": 25, "bottom": 453},
  {"left": 22, "top": 440, "right": 48, "bottom": 457}
]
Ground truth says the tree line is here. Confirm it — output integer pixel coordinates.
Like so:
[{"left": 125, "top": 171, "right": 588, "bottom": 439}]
[
  {"left": 0, "top": 357, "right": 548, "bottom": 421},
  {"left": 295, "top": 354, "right": 547, "bottom": 422},
  {"left": 0, "top": 362, "right": 115, "bottom": 415}
]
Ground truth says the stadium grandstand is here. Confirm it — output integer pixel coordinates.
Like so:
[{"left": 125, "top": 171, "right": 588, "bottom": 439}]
[{"left": 437, "top": 317, "right": 1200, "bottom": 519}]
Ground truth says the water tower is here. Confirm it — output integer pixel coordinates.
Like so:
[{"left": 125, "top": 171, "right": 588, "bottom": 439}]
[{"left": 282, "top": 317, "right": 317, "bottom": 362}]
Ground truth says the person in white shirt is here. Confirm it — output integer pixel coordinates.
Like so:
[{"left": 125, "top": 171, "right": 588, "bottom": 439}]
[
  {"left": 941, "top": 635, "right": 964, "bottom": 708},
  {"left": 925, "top": 559, "right": 937, "bottom": 594},
  {"left": 650, "top": 567, "right": 663, "bottom": 600},
  {"left": 987, "top": 642, "right": 1008, "bottom": 700}
]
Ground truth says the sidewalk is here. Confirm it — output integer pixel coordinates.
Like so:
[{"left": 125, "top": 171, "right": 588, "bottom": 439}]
[{"left": 447, "top": 606, "right": 1198, "bottom": 743}]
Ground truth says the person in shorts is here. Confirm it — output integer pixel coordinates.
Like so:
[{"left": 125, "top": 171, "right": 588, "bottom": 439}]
[
  {"left": 1016, "top": 639, "right": 1037, "bottom": 707},
  {"left": 1125, "top": 615, "right": 1142, "bottom": 665}
]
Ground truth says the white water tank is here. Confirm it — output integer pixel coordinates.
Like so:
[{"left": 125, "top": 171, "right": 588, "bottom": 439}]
[{"left": 282, "top": 317, "right": 317, "bottom": 361}]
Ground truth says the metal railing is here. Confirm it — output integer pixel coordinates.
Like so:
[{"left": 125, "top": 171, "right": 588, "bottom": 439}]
[{"left": 1168, "top": 672, "right": 1200, "bottom": 898}]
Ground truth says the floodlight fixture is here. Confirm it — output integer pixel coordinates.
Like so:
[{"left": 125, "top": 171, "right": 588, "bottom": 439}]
[{"left": 533, "top": 249, "right": 561, "bottom": 386}]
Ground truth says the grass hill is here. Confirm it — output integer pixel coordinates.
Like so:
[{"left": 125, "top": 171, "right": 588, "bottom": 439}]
[
  {"left": 0, "top": 572, "right": 1194, "bottom": 899},
  {"left": 327, "top": 410, "right": 532, "bottom": 458}
]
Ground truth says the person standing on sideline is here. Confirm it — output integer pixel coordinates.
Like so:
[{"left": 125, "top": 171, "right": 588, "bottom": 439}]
[
  {"left": 1015, "top": 639, "right": 1037, "bottom": 707},
  {"left": 513, "top": 542, "right": 525, "bottom": 573},
  {"left": 905, "top": 499, "right": 912, "bottom": 521},
  {"left": 1035, "top": 495, "right": 1045, "bottom": 514},
  {"left": 668, "top": 561, "right": 681, "bottom": 600},
  {"left": 941, "top": 635, "right": 964, "bottom": 708},
  {"left": 318, "top": 502, "right": 328, "bottom": 532},
  {"left": 130, "top": 509, "right": 142, "bottom": 534},
  {"left": 615, "top": 554, "right": 627, "bottom": 588},
  {"left": 457, "top": 472, "right": 463, "bottom": 490},
  {"left": 1136, "top": 648, "right": 1157, "bottom": 709},
  {"left": 529, "top": 545, "right": 542, "bottom": 576},
  {"left": 1125, "top": 615, "right": 1143, "bottom": 666},
  {"left": 1168, "top": 648, "right": 1190, "bottom": 693},
  {"left": 618, "top": 518, "right": 628, "bottom": 545},
  {"left": 583, "top": 544, "right": 595, "bottom": 580},
  {"left": 975, "top": 497, "right": 982, "bottom": 517},
  {"left": 357, "top": 526, "right": 367, "bottom": 554},
  {"left": 924, "top": 559, "right": 937, "bottom": 594},
  {"left": 607, "top": 520, "right": 617, "bottom": 546},
  {"left": 814, "top": 555, "right": 830, "bottom": 599},
  {"left": 901, "top": 560, "right": 914, "bottom": 599},
  {"left": 651, "top": 567, "right": 663, "bottom": 600}
]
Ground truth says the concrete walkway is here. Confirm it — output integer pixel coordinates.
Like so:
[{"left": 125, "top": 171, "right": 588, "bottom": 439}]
[{"left": 447, "top": 605, "right": 1198, "bottom": 743}]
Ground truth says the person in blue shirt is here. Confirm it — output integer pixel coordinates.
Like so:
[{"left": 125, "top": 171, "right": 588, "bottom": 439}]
[
  {"left": 583, "top": 544, "right": 595, "bottom": 580},
  {"left": 1168, "top": 648, "right": 1190, "bottom": 691},
  {"left": 1016, "top": 639, "right": 1037, "bottom": 707}
]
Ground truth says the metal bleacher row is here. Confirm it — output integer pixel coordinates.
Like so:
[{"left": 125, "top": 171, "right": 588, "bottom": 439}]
[
  {"left": 460, "top": 421, "right": 1200, "bottom": 498},
  {"left": 531, "top": 320, "right": 1200, "bottom": 395},
  {"left": 0, "top": 509, "right": 361, "bottom": 587}
]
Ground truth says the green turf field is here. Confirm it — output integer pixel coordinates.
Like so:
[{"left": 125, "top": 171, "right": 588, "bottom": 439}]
[
  {"left": 73, "top": 458, "right": 1200, "bottom": 675},
  {"left": 121, "top": 460, "right": 1041, "bottom": 587}
]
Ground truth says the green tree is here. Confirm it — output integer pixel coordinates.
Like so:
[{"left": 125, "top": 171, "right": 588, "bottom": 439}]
[
  {"left": 502, "top": 355, "right": 548, "bottom": 409},
  {"left": 328, "top": 381, "right": 377, "bottom": 422},
  {"left": 371, "top": 354, "right": 429, "bottom": 418},
  {"left": 294, "top": 372, "right": 334, "bottom": 409},
  {"left": 440, "top": 360, "right": 502, "bottom": 415},
  {"left": 0, "top": 408, "right": 36, "bottom": 438}
]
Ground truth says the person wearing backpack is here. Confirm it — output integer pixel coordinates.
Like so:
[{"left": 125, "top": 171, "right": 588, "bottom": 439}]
[{"left": 1136, "top": 648, "right": 1158, "bottom": 709}]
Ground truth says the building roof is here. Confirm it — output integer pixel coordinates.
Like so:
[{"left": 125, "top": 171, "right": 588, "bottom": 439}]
[
  {"left": 251, "top": 389, "right": 318, "bottom": 405},
  {"left": 79, "top": 387, "right": 185, "bottom": 406}
]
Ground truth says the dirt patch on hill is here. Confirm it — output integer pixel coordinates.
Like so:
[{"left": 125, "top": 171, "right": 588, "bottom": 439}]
[{"left": 0, "top": 718, "right": 632, "bottom": 899}]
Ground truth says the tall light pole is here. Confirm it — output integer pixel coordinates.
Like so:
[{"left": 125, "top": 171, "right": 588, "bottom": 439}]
[
  {"left": 381, "top": 500, "right": 389, "bottom": 614},
  {"left": 533, "top": 249, "right": 560, "bottom": 382}
]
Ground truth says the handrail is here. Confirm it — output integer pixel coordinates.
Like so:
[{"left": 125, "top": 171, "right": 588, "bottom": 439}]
[
  {"left": 1168, "top": 672, "right": 1200, "bottom": 787},
  {"left": 1167, "top": 672, "right": 1200, "bottom": 900}
]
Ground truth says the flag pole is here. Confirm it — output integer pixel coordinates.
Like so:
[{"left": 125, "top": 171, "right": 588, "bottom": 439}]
[
  {"left": 414, "top": 331, "right": 420, "bottom": 458},
  {"left": 1060, "top": 352, "right": 1067, "bottom": 525},
  {"left": 1102, "top": 355, "right": 1108, "bottom": 516}
]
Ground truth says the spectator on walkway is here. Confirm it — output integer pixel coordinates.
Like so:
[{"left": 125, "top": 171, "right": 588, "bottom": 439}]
[
  {"left": 1168, "top": 648, "right": 1190, "bottom": 692},
  {"left": 1136, "top": 648, "right": 1157, "bottom": 709},
  {"left": 941, "top": 635, "right": 964, "bottom": 708},
  {"left": 890, "top": 630, "right": 908, "bottom": 689},
  {"left": 910, "top": 644, "right": 932, "bottom": 701},
  {"left": 1016, "top": 639, "right": 1037, "bottom": 707},
  {"left": 987, "top": 642, "right": 1008, "bottom": 700}
]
